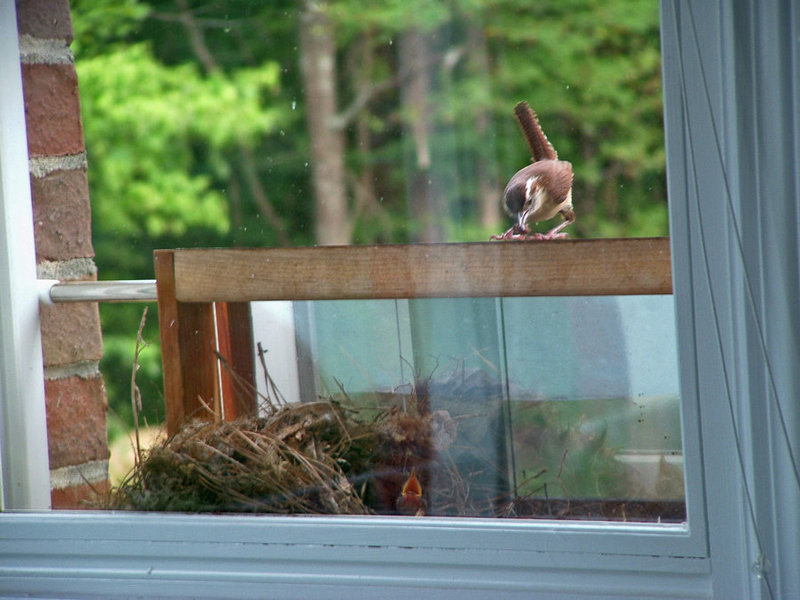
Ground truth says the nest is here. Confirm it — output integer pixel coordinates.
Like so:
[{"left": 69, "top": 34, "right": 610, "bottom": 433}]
[
  {"left": 109, "top": 399, "right": 384, "bottom": 514},
  {"left": 109, "top": 312, "right": 675, "bottom": 519},
  {"left": 107, "top": 370, "right": 506, "bottom": 515}
]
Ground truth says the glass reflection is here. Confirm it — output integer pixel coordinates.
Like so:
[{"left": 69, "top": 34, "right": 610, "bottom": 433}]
[{"left": 224, "top": 295, "right": 684, "bottom": 521}]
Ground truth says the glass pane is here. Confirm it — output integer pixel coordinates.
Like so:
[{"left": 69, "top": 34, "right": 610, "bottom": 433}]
[
  {"left": 106, "top": 295, "right": 682, "bottom": 521},
  {"left": 39, "top": 1, "right": 668, "bottom": 514},
  {"left": 501, "top": 295, "right": 683, "bottom": 521}
]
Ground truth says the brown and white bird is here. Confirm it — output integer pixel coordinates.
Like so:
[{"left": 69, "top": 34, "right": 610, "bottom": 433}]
[{"left": 491, "top": 101, "right": 575, "bottom": 240}]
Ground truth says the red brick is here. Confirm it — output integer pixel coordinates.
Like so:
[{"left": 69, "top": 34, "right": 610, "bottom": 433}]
[
  {"left": 51, "top": 479, "right": 110, "bottom": 510},
  {"left": 40, "top": 299, "right": 104, "bottom": 367},
  {"left": 22, "top": 63, "right": 84, "bottom": 157},
  {"left": 32, "top": 167, "right": 94, "bottom": 261},
  {"left": 45, "top": 375, "right": 108, "bottom": 469},
  {"left": 16, "top": 0, "right": 74, "bottom": 43}
]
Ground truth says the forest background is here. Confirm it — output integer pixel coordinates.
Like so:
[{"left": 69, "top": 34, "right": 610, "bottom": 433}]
[{"left": 68, "top": 0, "right": 666, "bottom": 441}]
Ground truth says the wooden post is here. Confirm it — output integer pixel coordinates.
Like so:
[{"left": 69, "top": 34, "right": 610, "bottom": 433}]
[
  {"left": 154, "top": 250, "right": 220, "bottom": 436},
  {"left": 215, "top": 301, "right": 257, "bottom": 420}
]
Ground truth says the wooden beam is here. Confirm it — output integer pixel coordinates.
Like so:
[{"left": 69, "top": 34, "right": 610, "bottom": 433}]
[{"left": 169, "top": 239, "right": 672, "bottom": 303}]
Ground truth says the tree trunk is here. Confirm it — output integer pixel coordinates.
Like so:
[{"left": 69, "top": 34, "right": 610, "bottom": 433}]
[
  {"left": 299, "top": 0, "right": 351, "bottom": 245},
  {"left": 468, "top": 25, "right": 502, "bottom": 230},
  {"left": 350, "top": 33, "right": 379, "bottom": 221},
  {"left": 399, "top": 27, "right": 443, "bottom": 243}
]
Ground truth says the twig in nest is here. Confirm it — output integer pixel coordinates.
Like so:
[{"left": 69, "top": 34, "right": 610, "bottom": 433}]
[
  {"left": 557, "top": 448, "right": 570, "bottom": 515},
  {"left": 217, "top": 347, "right": 280, "bottom": 415},
  {"left": 130, "top": 307, "right": 149, "bottom": 468},
  {"left": 256, "top": 341, "right": 287, "bottom": 410},
  {"left": 194, "top": 394, "right": 221, "bottom": 423}
]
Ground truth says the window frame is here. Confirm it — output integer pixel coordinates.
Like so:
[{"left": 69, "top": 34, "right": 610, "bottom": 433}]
[
  {"left": 2, "top": 1, "right": 798, "bottom": 598},
  {"left": 0, "top": 0, "right": 51, "bottom": 512}
]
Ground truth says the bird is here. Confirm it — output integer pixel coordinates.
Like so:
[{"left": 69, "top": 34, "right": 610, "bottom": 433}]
[
  {"left": 396, "top": 469, "right": 425, "bottom": 516},
  {"left": 491, "top": 101, "right": 575, "bottom": 241}
]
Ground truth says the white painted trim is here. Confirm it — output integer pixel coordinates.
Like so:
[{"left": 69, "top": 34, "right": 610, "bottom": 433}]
[
  {"left": 0, "top": 0, "right": 51, "bottom": 510},
  {"left": 0, "top": 512, "right": 711, "bottom": 600}
]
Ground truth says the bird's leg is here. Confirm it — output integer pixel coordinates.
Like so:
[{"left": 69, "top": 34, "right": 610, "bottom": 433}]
[
  {"left": 530, "top": 223, "right": 569, "bottom": 240},
  {"left": 490, "top": 228, "right": 515, "bottom": 240},
  {"left": 529, "top": 212, "right": 574, "bottom": 240}
]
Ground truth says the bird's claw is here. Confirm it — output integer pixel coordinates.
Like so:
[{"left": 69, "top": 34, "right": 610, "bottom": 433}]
[
  {"left": 528, "top": 231, "right": 569, "bottom": 240},
  {"left": 490, "top": 224, "right": 528, "bottom": 240},
  {"left": 490, "top": 228, "right": 569, "bottom": 241},
  {"left": 490, "top": 230, "right": 516, "bottom": 240}
]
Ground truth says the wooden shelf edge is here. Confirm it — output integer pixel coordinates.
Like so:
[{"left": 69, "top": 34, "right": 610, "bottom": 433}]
[{"left": 159, "top": 238, "right": 672, "bottom": 302}]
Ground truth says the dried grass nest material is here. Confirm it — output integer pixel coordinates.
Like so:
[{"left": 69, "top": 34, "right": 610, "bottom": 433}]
[
  {"left": 109, "top": 400, "right": 385, "bottom": 514},
  {"left": 108, "top": 396, "right": 458, "bottom": 514}
]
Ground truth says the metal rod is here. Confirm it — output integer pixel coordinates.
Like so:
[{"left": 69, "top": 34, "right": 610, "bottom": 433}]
[{"left": 43, "top": 280, "right": 158, "bottom": 303}]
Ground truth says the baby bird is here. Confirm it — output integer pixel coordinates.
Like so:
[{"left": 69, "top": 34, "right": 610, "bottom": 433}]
[
  {"left": 491, "top": 102, "right": 575, "bottom": 240},
  {"left": 396, "top": 469, "right": 425, "bottom": 516}
]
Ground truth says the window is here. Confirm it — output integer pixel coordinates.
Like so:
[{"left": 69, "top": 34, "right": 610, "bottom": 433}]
[{"left": 2, "top": 2, "right": 799, "bottom": 599}]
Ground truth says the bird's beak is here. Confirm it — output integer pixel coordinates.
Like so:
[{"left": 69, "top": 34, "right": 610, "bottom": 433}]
[{"left": 516, "top": 210, "right": 528, "bottom": 230}]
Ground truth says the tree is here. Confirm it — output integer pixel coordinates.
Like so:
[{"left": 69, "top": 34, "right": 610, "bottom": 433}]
[{"left": 299, "top": 0, "right": 351, "bottom": 245}]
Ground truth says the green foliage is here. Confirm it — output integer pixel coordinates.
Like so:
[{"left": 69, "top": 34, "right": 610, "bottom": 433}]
[
  {"left": 332, "top": 0, "right": 452, "bottom": 36},
  {"left": 78, "top": 42, "right": 281, "bottom": 238},
  {"left": 69, "top": 0, "right": 150, "bottom": 57}
]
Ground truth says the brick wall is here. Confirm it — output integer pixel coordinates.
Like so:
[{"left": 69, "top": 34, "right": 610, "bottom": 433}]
[{"left": 16, "top": 0, "right": 110, "bottom": 508}]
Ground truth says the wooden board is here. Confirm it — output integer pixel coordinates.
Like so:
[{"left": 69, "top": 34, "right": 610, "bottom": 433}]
[{"left": 161, "top": 238, "right": 672, "bottom": 303}]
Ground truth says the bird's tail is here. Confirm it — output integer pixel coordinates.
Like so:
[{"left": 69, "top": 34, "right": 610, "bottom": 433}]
[{"left": 513, "top": 101, "right": 558, "bottom": 162}]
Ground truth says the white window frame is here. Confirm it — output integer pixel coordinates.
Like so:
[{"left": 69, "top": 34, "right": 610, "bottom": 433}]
[
  {"left": 0, "top": 0, "right": 51, "bottom": 512},
  {"left": 1, "top": 1, "right": 798, "bottom": 598}
]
